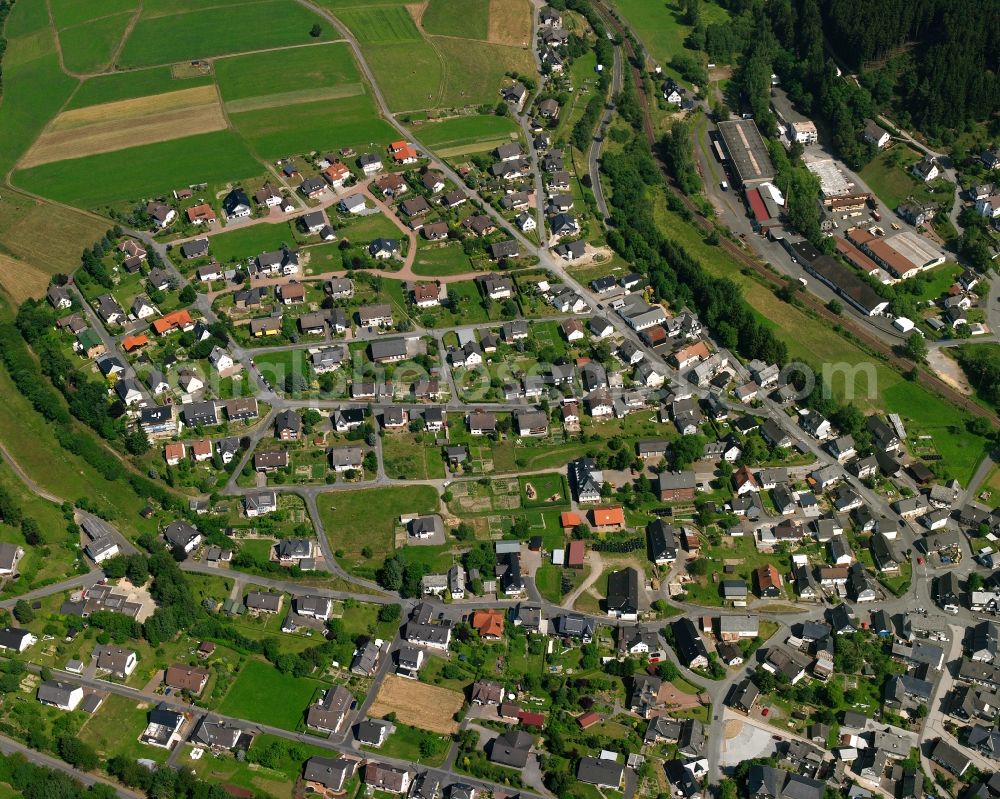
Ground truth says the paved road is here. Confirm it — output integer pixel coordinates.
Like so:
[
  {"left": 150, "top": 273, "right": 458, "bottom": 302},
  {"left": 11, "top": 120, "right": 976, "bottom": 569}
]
[
  {"left": 588, "top": 40, "right": 623, "bottom": 221},
  {"left": 0, "top": 734, "right": 143, "bottom": 798}
]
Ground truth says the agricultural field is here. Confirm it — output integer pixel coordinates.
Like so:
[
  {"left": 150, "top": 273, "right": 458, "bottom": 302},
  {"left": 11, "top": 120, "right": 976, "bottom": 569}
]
[
  {"left": 58, "top": 12, "right": 135, "bottom": 74},
  {"left": 215, "top": 42, "right": 363, "bottom": 104},
  {"left": 369, "top": 674, "right": 463, "bottom": 734},
  {"left": 51, "top": 0, "right": 139, "bottom": 28},
  {"left": 0, "top": 0, "right": 79, "bottom": 176},
  {"left": 117, "top": 0, "right": 332, "bottom": 68},
  {"left": 316, "top": 485, "right": 439, "bottom": 576},
  {"left": 432, "top": 37, "right": 535, "bottom": 107},
  {"left": 14, "top": 130, "right": 263, "bottom": 209},
  {"left": 421, "top": 0, "right": 490, "bottom": 39},
  {"left": 22, "top": 85, "right": 227, "bottom": 168},
  {"left": 229, "top": 94, "right": 396, "bottom": 160},
  {"left": 0, "top": 190, "right": 107, "bottom": 301},
  {"left": 218, "top": 659, "right": 326, "bottom": 730},
  {"left": 66, "top": 65, "right": 214, "bottom": 109},
  {"left": 415, "top": 114, "right": 520, "bottom": 157}
]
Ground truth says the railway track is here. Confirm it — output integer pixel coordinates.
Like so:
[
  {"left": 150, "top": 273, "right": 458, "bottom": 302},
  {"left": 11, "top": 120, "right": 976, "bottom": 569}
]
[{"left": 590, "top": 0, "right": 997, "bottom": 425}]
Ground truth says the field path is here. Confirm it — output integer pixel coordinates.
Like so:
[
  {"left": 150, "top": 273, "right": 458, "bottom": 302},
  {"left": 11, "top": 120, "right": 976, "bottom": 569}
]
[
  {"left": 108, "top": 1, "right": 145, "bottom": 72},
  {"left": 406, "top": 1, "right": 447, "bottom": 109}
]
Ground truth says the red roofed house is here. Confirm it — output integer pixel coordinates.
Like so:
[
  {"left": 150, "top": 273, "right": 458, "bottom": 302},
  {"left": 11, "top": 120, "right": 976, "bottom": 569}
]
[
  {"left": 577, "top": 711, "right": 600, "bottom": 729},
  {"left": 560, "top": 512, "right": 581, "bottom": 530},
  {"left": 566, "top": 539, "right": 586, "bottom": 568},
  {"left": 755, "top": 563, "right": 783, "bottom": 597},
  {"left": 165, "top": 442, "right": 185, "bottom": 466},
  {"left": 471, "top": 609, "right": 505, "bottom": 640},
  {"left": 389, "top": 141, "right": 418, "bottom": 164},
  {"left": 123, "top": 335, "right": 149, "bottom": 353},
  {"left": 186, "top": 204, "right": 217, "bottom": 225},
  {"left": 190, "top": 439, "right": 213, "bottom": 462},
  {"left": 518, "top": 711, "right": 545, "bottom": 727},
  {"left": 590, "top": 506, "right": 625, "bottom": 531},
  {"left": 152, "top": 309, "right": 193, "bottom": 336},
  {"left": 323, "top": 162, "right": 351, "bottom": 188},
  {"left": 733, "top": 464, "right": 759, "bottom": 495},
  {"left": 670, "top": 340, "right": 711, "bottom": 369}
]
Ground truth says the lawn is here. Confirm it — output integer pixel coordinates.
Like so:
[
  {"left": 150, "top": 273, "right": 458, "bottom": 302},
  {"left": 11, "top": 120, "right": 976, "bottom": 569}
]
[
  {"left": 253, "top": 350, "right": 315, "bottom": 390},
  {"left": 415, "top": 114, "right": 520, "bottom": 154},
  {"left": 340, "top": 211, "right": 403, "bottom": 242},
  {"left": 14, "top": 131, "right": 263, "bottom": 209},
  {"left": 215, "top": 41, "right": 363, "bottom": 102},
  {"left": 58, "top": 12, "right": 134, "bottom": 73},
  {"left": 382, "top": 432, "right": 446, "bottom": 480},
  {"left": 0, "top": 1, "right": 79, "bottom": 176},
  {"left": 367, "top": 721, "right": 449, "bottom": 767},
  {"left": 219, "top": 659, "right": 326, "bottom": 730},
  {"left": 612, "top": 0, "right": 728, "bottom": 67},
  {"left": 519, "top": 472, "right": 569, "bottom": 508},
  {"left": 66, "top": 66, "right": 213, "bottom": 109},
  {"left": 858, "top": 144, "right": 954, "bottom": 210},
  {"left": 316, "top": 484, "right": 439, "bottom": 576},
  {"left": 78, "top": 694, "right": 171, "bottom": 764},
  {"left": 209, "top": 221, "right": 298, "bottom": 264},
  {"left": 534, "top": 563, "right": 563, "bottom": 603},
  {"left": 421, "top": 0, "right": 489, "bottom": 39},
  {"left": 183, "top": 733, "right": 337, "bottom": 799},
  {"left": 117, "top": 0, "right": 332, "bottom": 67},
  {"left": 412, "top": 241, "right": 477, "bottom": 276},
  {"left": 230, "top": 94, "right": 397, "bottom": 160}
]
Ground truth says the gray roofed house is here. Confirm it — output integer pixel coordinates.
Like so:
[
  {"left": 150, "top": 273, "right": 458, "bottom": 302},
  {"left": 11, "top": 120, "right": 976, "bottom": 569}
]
[
  {"left": 306, "top": 684, "right": 354, "bottom": 732},
  {"left": 191, "top": 718, "right": 244, "bottom": 750},
  {"left": 351, "top": 639, "right": 382, "bottom": 675},
  {"left": 577, "top": 757, "right": 625, "bottom": 789},
  {"left": 489, "top": 729, "right": 532, "bottom": 768},
  {"left": 245, "top": 591, "right": 282, "bottom": 613},
  {"left": 37, "top": 680, "right": 83, "bottom": 711},
  {"left": 931, "top": 738, "right": 971, "bottom": 776},
  {"left": 303, "top": 757, "right": 357, "bottom": 792}
]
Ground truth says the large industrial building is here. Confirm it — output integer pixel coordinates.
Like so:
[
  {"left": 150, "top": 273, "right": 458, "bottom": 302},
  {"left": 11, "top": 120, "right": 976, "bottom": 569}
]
[{"left": 717, "top": 119, "right": 776, "bottom": 188}]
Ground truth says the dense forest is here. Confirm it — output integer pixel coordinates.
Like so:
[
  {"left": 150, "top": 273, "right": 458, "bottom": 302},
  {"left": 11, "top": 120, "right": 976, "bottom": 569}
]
[
  {"left": 710, "top": 0, "right": 999, "bottom": 151},
  {"left": 820, "top": 0, "right": 1000, "bottom": 135}
]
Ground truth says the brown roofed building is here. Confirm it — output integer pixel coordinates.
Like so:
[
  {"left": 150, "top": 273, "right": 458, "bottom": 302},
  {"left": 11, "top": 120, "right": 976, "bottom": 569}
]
[
  {"left": 755, "top": 564, "right": 783, "bottom": 597},
  {"left": 165, "top": 665, "right": 210, "bottom": 695}
]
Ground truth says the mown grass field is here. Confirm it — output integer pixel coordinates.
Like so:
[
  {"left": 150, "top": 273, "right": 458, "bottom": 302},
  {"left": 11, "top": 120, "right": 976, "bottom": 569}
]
[
  {"left": 210, "top": 222, "right": 298, "bottom": 263},
  {"left": 364, "top": 41, "right": 443, "bottom": 110},
  {"left": 412, "top": 241, "right": 477, "bottom": 276},
  {"left": 66, "top": 66, "right": 213, "bottom": 109},
  {"left": 316, "top": 484, "right": 439, "bottom": 575},
  {"left": 611, "top": 0, "right": 729, "bottom": 67},
  {"left": 415, "top": 114, "right": 519, "bottom": 151},
  {"left": 58, "top": 12, "right": 134, "bottom": 73},
  {"left": 338, "top": 4, "right": 421, "bottom": 42},
  {"left": 78, "top": 695, "right": 171, "bottom": 765},
  {"left": 0, "top": 0, "right": 79, "bottom": 176},
  {"left": 218, "top": 659, "right": 325, "bottom": 730},
  {"left": 229, "top": 94, "right": 396, "bottom": 160},
  {"left": 118, "top": 0, "right": 331, "bottom": 67},
  {"left": 858, "top": 144, "right": 952, "bottom": 210},
  {"left": 421, "top": 0, "right": 489, "bottom": 38},
  {"left": 14, "top": 130, "right": 262, "bottom": 208},
  {"left": 50, "top": 0, "right": 137, "bottom": 28},
  {"left": 432, "top": 36, "right": 535, "bottom": 107},
  {"left": 215, "top": 42, "right": 362, "bottom": 102}
]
